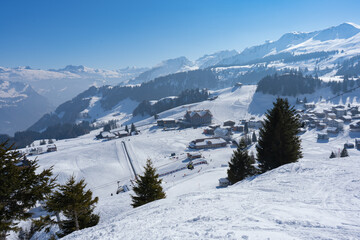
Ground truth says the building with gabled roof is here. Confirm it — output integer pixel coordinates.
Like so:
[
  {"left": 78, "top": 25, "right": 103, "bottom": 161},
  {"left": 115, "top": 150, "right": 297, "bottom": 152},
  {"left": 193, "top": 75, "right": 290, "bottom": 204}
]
[{"left": 184, "top": 110, "right": 212, "bottom": 126}]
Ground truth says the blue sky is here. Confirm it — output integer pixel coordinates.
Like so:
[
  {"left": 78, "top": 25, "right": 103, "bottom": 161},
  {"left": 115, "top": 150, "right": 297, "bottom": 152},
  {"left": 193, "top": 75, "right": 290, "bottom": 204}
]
[{"left": 1, "top": 0, "right": 360, "bottom": 69}]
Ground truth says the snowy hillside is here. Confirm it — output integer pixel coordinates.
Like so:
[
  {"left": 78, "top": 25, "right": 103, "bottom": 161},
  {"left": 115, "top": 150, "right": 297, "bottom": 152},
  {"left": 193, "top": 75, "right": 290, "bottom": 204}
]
[
  {"left": 128, "top": 57, "right": 197, "bottom": 84},
  {"left": 0, "top": 80, "right": 51, "bottom": 135},
  {"left": 17, "top": 84, "right": 360, "bottom": 240}
]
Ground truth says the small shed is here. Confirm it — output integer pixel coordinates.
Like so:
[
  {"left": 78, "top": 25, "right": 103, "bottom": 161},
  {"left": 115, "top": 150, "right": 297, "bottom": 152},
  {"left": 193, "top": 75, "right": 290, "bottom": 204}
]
[
  {"left": 46, "top": 144, "right": 57, "bottom": 152},
  {"left": 219, "top": 178, "right": 230, "bottom": 187},
  {"left": 187, "top": 152, "right": 202, "bottom": 160},
  {"left": 317, "top": 133, "right": 329, "bottom": 140}
]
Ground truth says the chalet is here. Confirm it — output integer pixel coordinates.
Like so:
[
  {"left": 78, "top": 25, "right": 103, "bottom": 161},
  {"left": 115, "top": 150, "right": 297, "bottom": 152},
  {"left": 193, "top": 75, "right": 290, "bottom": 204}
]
[
  {"left": 100, "top": 131, "right": 117, "bottom": 139},
  {"left": 187, "top": 152, "right": 202, "bottom": 160},
  {"left": 304, "top": 103, "right": 315, "bottom": 109},
  {"left": 157, "top": 118, "right": 177, "bottom": 128},
  {"left": 218, "top": 178, "right": 230, "bottom": 187},
  {"left": 184, "top": 110, "right": 212, "bottom": 126},
  {"left": 317, "top": 123, "right": 327, "bottom": 130},
  {"left": 203, "top": 127, "right": 214, "bottom": 135},
  {"left": 29, "top": 147, "right": 42, "bottom": 156},
  {"left": 349, "top": 106, "right": 359, "bottom": 115},
  {"left": 328, "top": 119, "right": 344, "bottom": 129},
  {"left": 355, "top": 138, "right": 360, "bottom": 150},
  {"left": 223, "top": 120, "right": 235, "bottom": 127},
  {"left": 344, "top": 142, "right": 355, "bottom": 149},
  {"left": 317, "top": 133, "right": 329, "bottom": 140},
  {"left": 248, "top": 120, "right": 263, "bottom": 129},
  {"left": 352, "top": 114, "right": 360, "bottom": 120},
  {"left": 327, "top": 113, "right": 336, "bottom": 119},
  {"left": 232, "top": 125, "right": 244, "bottom": 132},
  {"left": 189, "top": 137, "right": 227, "bottom": 149},
  {"left": 333, "top": 108, "right": 346, "bottom": 118},
  {"left": 214, "top": 127, "right": 232, "bottom": 141},
  {"left": 113, "top": 130, "right": 129, "bottom": 138},
  {"left": 327, "top": 127, "right": 339, "bottom": 134},
  {"left": 350, "top": 120, "right": 360, "bottom": 132},
  {"left": 46, "top": 144, "right": 57, "bottom": 152},
  {"left": 341, "top": 115, "right": 352, "bottom": 123}
]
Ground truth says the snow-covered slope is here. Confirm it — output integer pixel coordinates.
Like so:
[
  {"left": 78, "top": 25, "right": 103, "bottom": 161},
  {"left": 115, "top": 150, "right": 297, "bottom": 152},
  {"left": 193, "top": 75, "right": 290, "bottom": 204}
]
[
  {"left": 20, "top": 84, "right": 360, "bottom": 240},
  {"left": 128, "top": 57, "right": 197, "bottom": 84},
  {"left": 0, "top": 80, "right": 52, "bottom": 135},
  {"left": 220, "top": 22, "right": 360, "bottom": 66},
  {"left": 195, "top": 50, "right": 239, "bottom": 69}
]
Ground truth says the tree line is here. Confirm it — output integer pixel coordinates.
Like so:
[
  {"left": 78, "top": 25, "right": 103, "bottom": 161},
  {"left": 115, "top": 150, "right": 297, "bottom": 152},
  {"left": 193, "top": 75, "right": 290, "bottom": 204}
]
[{"left": 133, "top": 89, "right": 209, "bottom": 116}]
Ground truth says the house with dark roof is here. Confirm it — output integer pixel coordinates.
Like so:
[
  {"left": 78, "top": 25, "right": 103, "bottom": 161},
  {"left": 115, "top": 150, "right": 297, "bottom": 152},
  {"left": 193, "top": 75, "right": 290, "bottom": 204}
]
[{"left": 183, "top": 110, "right": 212, "bottom": 126}]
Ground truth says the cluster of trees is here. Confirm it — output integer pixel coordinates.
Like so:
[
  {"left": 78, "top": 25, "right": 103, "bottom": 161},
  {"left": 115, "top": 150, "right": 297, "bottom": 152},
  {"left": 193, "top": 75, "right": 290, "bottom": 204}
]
[
  {"left": 227, "top": 98, "right": 302, "bottom": 184},
  {"left": 133, "top": 89, "right": 209, "bottom": 116},
  {"left": 336, "top": 55, "right": 360, "bottom": 77},
  {"left": 327, "top": 77, "right": 360, "bottom": 94},
  {"left": 256, "top": 71, "right": 322, "bottom": 96},
  {"left": 0, "top": 121, "right": 93, "bottom": 149},
  {"left": 0, "top": 142, "right": 99, "bottom": 239},
  {"left": 329, "top": 148, "right": 349, "bottom": 158}
]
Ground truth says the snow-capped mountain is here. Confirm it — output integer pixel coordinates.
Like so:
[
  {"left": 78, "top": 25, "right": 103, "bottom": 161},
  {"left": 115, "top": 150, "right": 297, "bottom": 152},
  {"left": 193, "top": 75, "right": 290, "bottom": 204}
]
[
  {"left": 0, "top": 80, "right": 51, "bottom": 135},
  {"left": 195, "top": 50, "right": 239, "bottom": 69},
  {"left": 128, "top": 56, "right": 197, "bottom": 84},
  {"left": 0, "top": 65, "right": 148, "bottom": 106},
  {"left": 219, "top": 22, "right": 360, "bottom": 66}
]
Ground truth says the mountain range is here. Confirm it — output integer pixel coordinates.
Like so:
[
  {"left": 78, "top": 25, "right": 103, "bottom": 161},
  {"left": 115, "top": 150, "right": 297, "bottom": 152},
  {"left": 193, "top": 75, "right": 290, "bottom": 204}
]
[{"left": 3, "top": 22, "right": 360, "bottom": 135}]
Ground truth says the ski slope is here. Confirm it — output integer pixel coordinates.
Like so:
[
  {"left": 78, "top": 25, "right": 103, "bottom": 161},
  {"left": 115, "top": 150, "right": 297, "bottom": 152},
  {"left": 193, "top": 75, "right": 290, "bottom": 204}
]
[{"left": 17, "top": 84, "right": 360, "bottom": 240}]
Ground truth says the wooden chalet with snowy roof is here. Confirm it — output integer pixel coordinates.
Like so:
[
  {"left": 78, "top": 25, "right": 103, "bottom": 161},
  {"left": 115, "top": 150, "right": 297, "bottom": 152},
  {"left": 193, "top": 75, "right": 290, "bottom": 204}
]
[{"left": 183, "top": 110, "right": 212, "bottom": 126}]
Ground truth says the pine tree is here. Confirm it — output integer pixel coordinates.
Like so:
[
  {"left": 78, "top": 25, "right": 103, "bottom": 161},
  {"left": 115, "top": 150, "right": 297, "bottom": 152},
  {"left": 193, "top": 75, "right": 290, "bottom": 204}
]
[
  {"left": 131, "top": 159, "right": 166, "bottom": 208},
  {"left": 130, "top": 123, "right": 136, "bottom": 133},
  {"left": 329, "top": 151, "right": 336, "bottom": 158},
  {"left": 227, "top": 143, "right": 256, "bottom": 184},
  {"left": 239, "top": 137, "right": 246, "bottom": 150},
  {"left": 340, "top": 147, "right": 349, "bottom": 157},
  {"left": 48, "top": 139, "right": 54, "bottom": 144},
  {"left": 256, "top": 98, "right": 302, "bottom": 173},
  {"left": 40, "top": 139, "right": 46, "bottom": 145},
  {"left": 45, "top": 176, "right": 99, "bottom": 237},
  {"left": 244, "top": 122, "right": 249, "bottom": 134},
  {"left": 125, "top": 125, "right": 129, "bottom": 133},
  {"left": 0, "top": 141, "right": 55, "bottom": 240},
  {"left": 252, "top": 131, "right": 257, "bottom": 142}
]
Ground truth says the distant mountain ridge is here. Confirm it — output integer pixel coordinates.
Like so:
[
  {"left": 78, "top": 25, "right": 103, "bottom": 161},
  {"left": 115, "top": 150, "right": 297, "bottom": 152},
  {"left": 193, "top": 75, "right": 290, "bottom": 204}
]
[
  {"left": 0, "top": 80, "right": 52, "bottom": 135},
  {"left": 7, "top": 22, "right": 360, "bottom": 135}
]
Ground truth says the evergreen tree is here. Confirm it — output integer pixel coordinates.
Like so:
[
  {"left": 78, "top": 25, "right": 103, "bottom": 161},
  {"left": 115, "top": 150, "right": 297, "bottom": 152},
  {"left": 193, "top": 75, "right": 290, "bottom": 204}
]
[
  {"left": 40, "top": 139, "right": 46, "bottom": 145},
  {"left": 125, "top": 125, "right": 129, "bottom": 133},
  {"left": 45, "top": 176, "right": 99, "bottom": 237},
  {"left": 329, "top": 151, "right": 336, "bottom": 158},
  {"left": 244, "top": 122, "right": 249, "bottom": 134},
  {"left": 103, "top": 124, "right": 111, "bottom": 132},
  {"left": 48, "top": 139, "right": 54, "bottom": 144},
  {"left": 227, "top": 143, "right": 256, "bottom": 184},
  {"left": 256, "top": 98, "right": 302, "bottom": 173},
  {"left": 252, "top": 132, "right": 257, "bottom": 142},
  {"left": 340, "top": 147, "right": 349, "bottom": 157},
  {"left": 239, "top": 137, "right": 246, "bottom": 150},
  {"left": 130, "top": 123, "right": 136, "bottom": 133},
  {"left": 131, "top": 159, "right": 166, "bottom": 208},
  {"left": 0, "top": 141, "right": 55, "bottom": 240}
]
